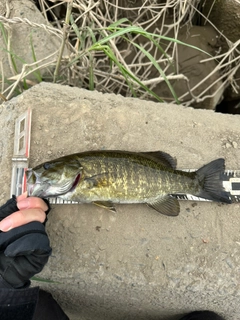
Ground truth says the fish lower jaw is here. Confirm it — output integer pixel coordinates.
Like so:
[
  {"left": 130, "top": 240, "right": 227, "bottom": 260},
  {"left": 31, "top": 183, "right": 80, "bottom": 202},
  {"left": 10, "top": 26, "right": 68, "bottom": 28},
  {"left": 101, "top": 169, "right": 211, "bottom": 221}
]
[{"left": 28, "top": 183, "right": 49, "bottom": 197}]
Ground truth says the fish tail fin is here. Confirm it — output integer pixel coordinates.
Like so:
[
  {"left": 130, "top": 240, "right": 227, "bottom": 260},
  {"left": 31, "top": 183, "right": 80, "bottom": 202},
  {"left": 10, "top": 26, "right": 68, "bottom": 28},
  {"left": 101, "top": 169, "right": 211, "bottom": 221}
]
[{"left": 196, "top": 158, "right": 231, "bottom": 204}]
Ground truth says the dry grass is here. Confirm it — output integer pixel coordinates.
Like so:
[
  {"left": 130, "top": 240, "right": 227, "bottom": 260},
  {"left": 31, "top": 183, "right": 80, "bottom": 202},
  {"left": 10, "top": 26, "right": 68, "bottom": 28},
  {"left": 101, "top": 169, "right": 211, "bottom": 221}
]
[{"left": 0, "top": 0, "right": 239, "bottom": 106}]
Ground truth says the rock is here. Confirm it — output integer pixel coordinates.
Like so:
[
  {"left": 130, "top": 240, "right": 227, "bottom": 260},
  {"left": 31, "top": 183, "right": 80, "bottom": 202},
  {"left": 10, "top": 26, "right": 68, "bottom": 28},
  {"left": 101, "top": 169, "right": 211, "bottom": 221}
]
[
  {"left": 202, "top": 0, "right": 240, "bottom": 44},
  {"left": 162, "top": 26, "right": 224, "bottom": 110},
  {"left": 232, "top": 141, "right": 238, "bottom": 149},
  {"left": 121, "top": 25, "right": 224, "bottom": 109},
  {"left": 0, "top": 83, "right": 239, "bottom": 320},
  {"left": 0, "top": 0, "right": 65, "bottom": 99},
  {"left": 202, "top": 0, "right": 240, "bottom": 101}
]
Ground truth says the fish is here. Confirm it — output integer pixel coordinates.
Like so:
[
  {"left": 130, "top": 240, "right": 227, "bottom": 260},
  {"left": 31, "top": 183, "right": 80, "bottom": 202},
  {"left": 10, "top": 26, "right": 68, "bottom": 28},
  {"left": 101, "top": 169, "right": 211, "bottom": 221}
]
[{"left": 26, "top": 150, "right": 231, "bottom": 216}]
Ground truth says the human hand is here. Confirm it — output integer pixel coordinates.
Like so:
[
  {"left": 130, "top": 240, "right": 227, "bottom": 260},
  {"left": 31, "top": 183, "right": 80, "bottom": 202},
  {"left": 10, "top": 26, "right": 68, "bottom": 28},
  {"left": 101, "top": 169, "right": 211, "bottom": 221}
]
[
  {"left": 0, "top": 194, "right": 52, "bottom": 289},
  {"left": 0, "top": 192, "right": 49, "bottom": 232}
]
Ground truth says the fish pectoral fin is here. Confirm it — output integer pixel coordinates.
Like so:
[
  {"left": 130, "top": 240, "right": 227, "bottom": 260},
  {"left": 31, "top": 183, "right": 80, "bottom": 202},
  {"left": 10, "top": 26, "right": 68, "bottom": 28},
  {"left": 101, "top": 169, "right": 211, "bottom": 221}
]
[
  {"left": 93, "top": 201, "right": 116, "bottom": 213},
  {"left": 147, "top": 196, "right": 180, "bottom": 216},
  {"left": 85, "top": 173, "right": 110, "bottom": 189}
]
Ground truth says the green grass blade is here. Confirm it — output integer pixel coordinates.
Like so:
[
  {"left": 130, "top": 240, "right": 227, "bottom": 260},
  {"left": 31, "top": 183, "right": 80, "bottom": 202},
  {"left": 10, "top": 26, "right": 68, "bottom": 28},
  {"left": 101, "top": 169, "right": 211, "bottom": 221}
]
[
  {"left": 94, "top": 26, "right": 142, "bottom": 46},
  {"left": 0, "top": 22, "right": 8, "bottom": 46},
  {"left": 30, "top": 33, "right": 42, "bottom": 82},
  {"left": 70, "top": 14, "right": 82, "bottom": 40},
  {"left": 0, "top": 22, "right": 17, "bottom": 74},
  {"left": 88, "top": 53, "right": 94, "bottom": 90},
  {"left": 152, "top": 34, "right": 211, "bottom": 56},
  {"left": 108, "top": 18, "right": 131, "bottom": 28},
  {"left": 104, "top": 25, "right": 211, "bottom": 57},
  {"left": 23, "top": 78, "right": 28, "bottom": 90},
  {"left": 31, "top": 276, "right": 61, "bottom": 284},
  {"left": 93, "top": 44, "right": 137, "bottom": 97},
  {"left": 70, "top": 16, "right": 97, "bottom": 51},
  {"left": 0, "top": 74, "right": 21, "bottom": 95},
  {"left": 99, "top": 45, "right": 164, "bottom": 101},
  {"left": 86, "top": 26, "right": 97, "bottom": 44},
  {"left": 141, "top": 34, "right": 175, "bottom": 71},
  {"left": 0, "top": 26, "right": 43, "bottom": 85},
  {"left": 130, "top": 40, "right": 179, "bottom": 103}
]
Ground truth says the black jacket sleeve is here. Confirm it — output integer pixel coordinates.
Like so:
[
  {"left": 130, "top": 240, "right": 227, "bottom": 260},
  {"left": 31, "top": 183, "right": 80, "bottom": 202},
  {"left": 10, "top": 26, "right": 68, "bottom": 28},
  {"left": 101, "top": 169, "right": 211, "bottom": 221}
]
[
  {"left": 0, "top": 286, "right": 39, "bottom": 320},
  {"left": 0, "top": 196, "right": 69, "bottom": 320},
  {"left": 33, "top": 289, "right": 69, "bottom": 320},
  {"left": 0, "top": 287, "right": 69, "bottom": 320}
]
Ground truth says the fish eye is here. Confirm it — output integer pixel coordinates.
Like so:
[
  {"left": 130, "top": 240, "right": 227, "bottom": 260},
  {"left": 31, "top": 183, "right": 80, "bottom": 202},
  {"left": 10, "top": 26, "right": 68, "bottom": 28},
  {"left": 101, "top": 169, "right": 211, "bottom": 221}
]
[{"left": 43, "top": 162, "right": 51, "bottom": 170}]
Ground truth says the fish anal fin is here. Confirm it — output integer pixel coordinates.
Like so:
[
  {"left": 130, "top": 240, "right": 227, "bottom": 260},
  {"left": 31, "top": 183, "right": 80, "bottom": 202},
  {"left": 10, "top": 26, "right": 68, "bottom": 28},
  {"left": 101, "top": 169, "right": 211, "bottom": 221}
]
[
  {"left": 93, "top": 201, "right": 116, "bottom": 213},
  {"left": 147, "top": 196, "right": 180, "bottom": 216},
  {"left": 141, "top": 151, "right": 177, "bottom": 169}
]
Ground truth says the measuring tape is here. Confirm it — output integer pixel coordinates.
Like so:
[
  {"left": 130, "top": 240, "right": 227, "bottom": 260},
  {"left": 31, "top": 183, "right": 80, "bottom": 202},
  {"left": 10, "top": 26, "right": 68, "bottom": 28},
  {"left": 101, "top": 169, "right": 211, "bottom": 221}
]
[
  {"left": 10, "top": 111, "right": 240, "bottom": 204},
  {"left": 10, "top": 109, "right": 32, "bottom": 197},
  {"left": 172, "top": 170, "right": 240, "bottom": 203}
]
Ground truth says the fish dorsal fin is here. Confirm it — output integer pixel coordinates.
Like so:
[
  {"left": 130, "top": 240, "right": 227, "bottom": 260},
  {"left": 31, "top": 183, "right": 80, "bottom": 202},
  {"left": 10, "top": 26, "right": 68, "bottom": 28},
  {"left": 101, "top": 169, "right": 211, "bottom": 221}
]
[
  {"left": 147, "top": 196, "right": 180, "bottom": 216},
  {"left": 141, "top": 151, "right": 177, "bottom": 169}
]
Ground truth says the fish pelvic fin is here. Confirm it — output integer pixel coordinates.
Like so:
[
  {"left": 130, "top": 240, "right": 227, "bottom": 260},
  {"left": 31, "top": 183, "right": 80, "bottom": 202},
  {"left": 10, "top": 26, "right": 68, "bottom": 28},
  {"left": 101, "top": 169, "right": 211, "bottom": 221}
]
[
  {"left": 147, "top": 196, "right": 180, "bottom": 216},
  {"left": 93, "top": 201, "right": 116, "bottom": 213},
  {"left": 196, "top": 158, "right": 231, "bottom": 204}
]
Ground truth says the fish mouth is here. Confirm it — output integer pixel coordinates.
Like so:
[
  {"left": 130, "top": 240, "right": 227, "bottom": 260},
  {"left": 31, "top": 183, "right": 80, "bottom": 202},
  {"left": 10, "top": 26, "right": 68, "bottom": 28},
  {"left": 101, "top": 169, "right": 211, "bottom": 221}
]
[
  {"left": 26, "top": 170, "right": 81, "bottom": 198},
  {"left": 27, "top": 182, "right": 51, "bottom": 197}
]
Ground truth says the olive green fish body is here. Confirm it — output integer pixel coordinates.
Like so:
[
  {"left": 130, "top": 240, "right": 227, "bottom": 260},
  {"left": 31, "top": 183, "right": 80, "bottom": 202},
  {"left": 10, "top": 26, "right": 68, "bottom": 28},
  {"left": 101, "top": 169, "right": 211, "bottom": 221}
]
[
  {"left": 70, "top": 154, "right": 197, "bottom": 203},
  {"left": 26, "top": 150, "right": 231, "bottom": 216}
]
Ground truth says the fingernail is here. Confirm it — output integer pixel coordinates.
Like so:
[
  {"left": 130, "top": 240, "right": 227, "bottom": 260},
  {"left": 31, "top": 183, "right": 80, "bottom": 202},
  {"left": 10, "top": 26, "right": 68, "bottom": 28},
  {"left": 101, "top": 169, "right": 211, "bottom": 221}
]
[
  {"left": 0, "top": 218, "right": 12, "bottom": 232},
  {"left": 17, "top": 198, "right": 30, "bottom": 210}
]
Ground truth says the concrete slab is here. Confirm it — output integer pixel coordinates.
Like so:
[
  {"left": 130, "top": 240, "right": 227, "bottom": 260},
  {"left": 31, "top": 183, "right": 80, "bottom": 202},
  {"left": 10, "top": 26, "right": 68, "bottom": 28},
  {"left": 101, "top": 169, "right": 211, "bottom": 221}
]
[{"left": 0, "top": 83, "right": 239, "bottom": 319}]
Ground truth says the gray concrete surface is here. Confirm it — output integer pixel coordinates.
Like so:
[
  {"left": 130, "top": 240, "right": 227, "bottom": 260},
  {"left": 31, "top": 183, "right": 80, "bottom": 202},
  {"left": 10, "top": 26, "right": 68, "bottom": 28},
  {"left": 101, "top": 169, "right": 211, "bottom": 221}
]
[{"left": 0, "top": 82, "right": 239, "bottom": 319}]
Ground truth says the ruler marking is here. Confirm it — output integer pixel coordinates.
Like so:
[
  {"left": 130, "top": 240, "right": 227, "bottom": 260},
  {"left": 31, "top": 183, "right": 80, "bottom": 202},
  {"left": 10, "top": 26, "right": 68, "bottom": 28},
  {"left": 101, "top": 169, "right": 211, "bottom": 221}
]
[
  {"left": 10, "top": 109, "right": 32, "bottom": 197},
  {"left": 232, "top": 183, "right": 240, "bottom": 191}
]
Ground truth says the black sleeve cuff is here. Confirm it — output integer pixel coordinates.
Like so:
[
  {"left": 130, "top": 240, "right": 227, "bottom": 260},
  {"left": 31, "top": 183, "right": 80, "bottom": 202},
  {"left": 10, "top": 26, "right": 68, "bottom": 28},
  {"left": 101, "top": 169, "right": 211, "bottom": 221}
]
[{"left": 42, "top": 198, "right": 51, "bottom": 216}]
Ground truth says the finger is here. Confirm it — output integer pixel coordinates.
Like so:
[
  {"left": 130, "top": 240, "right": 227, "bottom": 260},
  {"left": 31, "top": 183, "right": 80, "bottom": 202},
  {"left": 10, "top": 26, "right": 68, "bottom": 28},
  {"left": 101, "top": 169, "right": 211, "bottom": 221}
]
[
  {"left": 0, "top": 208, "right": 46, "bottom": 232},
  {"left": 17, "top": 197, "right": 48, "bottom": 212},
  {"left": 16, "top": 191, "right": 28, "bottom": 202}
]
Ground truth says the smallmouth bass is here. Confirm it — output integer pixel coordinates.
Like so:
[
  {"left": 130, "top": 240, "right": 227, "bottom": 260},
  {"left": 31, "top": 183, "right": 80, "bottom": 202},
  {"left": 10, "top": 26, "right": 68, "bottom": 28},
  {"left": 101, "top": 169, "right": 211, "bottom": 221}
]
[{"left": 26, "top": 150, "right": 231, "bottom": 216}]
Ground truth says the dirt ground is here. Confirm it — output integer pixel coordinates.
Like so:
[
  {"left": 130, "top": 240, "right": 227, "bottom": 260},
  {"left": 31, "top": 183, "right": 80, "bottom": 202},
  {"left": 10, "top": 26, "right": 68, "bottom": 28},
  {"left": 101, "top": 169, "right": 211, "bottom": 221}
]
[{"left": 0, "top": 83, "right": 239, "bottom": 320}]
